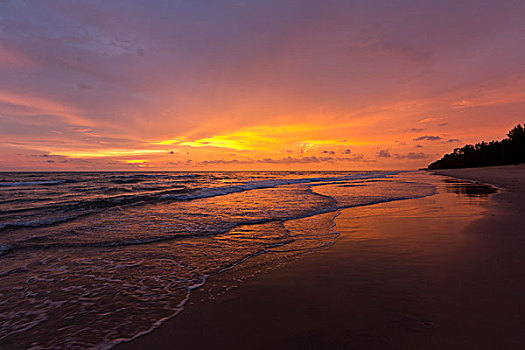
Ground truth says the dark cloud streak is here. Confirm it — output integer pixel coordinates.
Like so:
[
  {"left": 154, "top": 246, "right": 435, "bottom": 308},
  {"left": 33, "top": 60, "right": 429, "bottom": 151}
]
[{"left": 414, "top": 135, "right": 442, "bottom": 141}]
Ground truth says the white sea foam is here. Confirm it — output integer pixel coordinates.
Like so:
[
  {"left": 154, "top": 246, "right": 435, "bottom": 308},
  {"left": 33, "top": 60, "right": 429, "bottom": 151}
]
[{"left": 161, "top": 172, "right": 397, "bottom": 201}]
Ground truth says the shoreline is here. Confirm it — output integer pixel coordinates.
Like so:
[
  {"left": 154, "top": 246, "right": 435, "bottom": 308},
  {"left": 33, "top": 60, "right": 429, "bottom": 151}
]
[
  {"left": 429, "top": 164, "right": 525, "bottom": 191},
  {"left": 117, "top": 167, "right": 525, "bottom": 349}
]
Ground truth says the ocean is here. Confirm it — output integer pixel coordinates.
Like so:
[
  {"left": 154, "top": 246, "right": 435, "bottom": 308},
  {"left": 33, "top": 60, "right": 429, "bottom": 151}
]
[{"left": 0, "top": 171, "right": 437, "bottom": 349}]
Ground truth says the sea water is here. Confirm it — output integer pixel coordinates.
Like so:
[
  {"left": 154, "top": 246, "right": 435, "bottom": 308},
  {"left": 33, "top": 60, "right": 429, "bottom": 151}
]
[{"left": 0, "top": 171, "right": 436, "bottom": 349}]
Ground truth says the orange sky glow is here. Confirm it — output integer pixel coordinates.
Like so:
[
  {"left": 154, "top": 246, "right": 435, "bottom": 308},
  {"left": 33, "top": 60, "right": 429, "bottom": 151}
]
[{"left": 1, "top": 1, "right": 524, "bottom": 171}]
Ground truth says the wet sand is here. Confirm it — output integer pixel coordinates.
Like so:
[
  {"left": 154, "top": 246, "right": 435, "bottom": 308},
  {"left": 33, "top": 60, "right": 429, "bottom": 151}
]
[
  {"left": 118, "top": 167, "right": 525, "bottom": 349},
  {"left": 432, "top": 164, "right": 525, "bottom": 192}
]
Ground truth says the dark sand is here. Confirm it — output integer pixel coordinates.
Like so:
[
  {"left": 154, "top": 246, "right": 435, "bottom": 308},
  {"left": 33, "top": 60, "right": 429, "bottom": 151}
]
[{"left": 118, "top": 167, "right": 525, "bottom": 349}]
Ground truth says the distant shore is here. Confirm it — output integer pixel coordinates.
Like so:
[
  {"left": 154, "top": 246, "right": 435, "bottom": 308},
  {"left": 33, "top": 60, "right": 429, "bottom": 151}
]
[{"left": 118, "top": 168, "right": 525, "bottom": 349}]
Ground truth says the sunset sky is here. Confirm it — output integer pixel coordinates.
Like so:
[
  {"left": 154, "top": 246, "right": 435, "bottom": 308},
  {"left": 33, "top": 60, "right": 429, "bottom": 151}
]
[{"left": 1, "top": 0, "right": 524, "bottom": 170}]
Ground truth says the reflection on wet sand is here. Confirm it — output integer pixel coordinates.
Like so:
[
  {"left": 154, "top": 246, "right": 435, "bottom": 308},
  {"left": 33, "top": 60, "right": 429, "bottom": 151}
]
[{"left": 443, "top": 178, "right": 498, "bottom": 199}]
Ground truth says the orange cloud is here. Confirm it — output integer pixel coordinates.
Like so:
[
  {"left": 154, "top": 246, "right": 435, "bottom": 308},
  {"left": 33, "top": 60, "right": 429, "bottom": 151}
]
[
  {"left": 452, "top": 91, "right": 525, "bottom": 109},
  {"left": 48, "top": 149, "right": 166, "bottom": 158},
  {"left": 0, "top": 91, "right": 93, "bottom": 126}
]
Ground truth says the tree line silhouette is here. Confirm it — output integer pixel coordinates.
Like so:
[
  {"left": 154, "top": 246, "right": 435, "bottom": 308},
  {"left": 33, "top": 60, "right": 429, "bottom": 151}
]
[{"left": 428, "top": 124, "right": 525, "bottom": 169}]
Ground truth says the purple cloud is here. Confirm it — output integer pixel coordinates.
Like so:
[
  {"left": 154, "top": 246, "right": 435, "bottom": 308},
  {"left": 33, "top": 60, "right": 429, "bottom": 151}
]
[
  {"left": 377, "top": 149, "right": 391, "bottom": 158},
  {"left": 414, "top": 135, "right": 443, "bottom": 141}
]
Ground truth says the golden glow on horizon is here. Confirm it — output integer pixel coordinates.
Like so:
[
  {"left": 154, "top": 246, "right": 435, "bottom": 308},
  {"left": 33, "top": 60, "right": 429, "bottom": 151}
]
[
  {"left": 124, "top": 159, "right": 148, "bottom": 164},
  {"left": 179, "top": 130, "right": 276, "bottom": 150},
  {"left": 27, "top": 122, "right": 389, "bottom": 164},
  {"left": 153, "top": 124, "right": 375, "bottom": 152},
  {"left": 155, "top": 124, "right": 323, "bottom": 150},
  {"left": 2, "top": 90, "right": 519, "bottom": 171}
]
